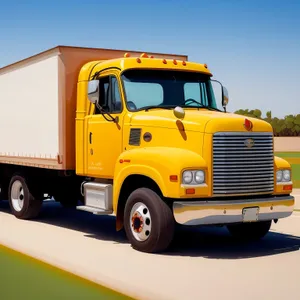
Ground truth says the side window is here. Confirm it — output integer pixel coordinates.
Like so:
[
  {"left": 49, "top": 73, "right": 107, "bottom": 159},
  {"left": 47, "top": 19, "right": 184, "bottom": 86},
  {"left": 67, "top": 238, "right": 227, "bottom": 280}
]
[
  {"left": 111, "top": 76, "right": 122, "bottom": 113},
  {"left": 95, "top": 76, "right": 109, "bottom": 114},
  {"left": 94, "top": 75, "right": 123, "bottom": 115}
]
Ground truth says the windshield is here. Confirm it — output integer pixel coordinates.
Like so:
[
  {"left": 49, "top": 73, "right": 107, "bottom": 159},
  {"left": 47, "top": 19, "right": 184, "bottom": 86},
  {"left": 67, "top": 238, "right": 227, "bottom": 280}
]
[{"left": 121, "top": 69, "right": 219, "bottom": 111}]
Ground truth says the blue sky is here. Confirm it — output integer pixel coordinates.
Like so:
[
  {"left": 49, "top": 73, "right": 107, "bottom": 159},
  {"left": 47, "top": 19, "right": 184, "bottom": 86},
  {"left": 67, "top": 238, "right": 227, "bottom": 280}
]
[{"left": 0, "top": 0, "right": 299, "bottom": 118}]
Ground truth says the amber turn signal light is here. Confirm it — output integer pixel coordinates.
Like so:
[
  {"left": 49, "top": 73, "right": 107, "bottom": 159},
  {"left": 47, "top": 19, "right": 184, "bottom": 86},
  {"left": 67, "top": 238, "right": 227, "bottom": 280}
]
[
  {"left": 185, "top": 188, "right": 195, "bottom": 195},
  {"left": 170, "top": 175, "right": 178, "bottom": 182}
]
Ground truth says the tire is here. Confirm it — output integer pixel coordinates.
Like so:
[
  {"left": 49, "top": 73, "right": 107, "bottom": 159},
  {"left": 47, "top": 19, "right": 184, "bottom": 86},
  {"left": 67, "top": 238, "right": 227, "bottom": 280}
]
[
  {"left": 8, "top": 175, "right": 42, "bottom": 219},
  {"left": 227, "top": 220, "right": 272, "bottom": 241},
  {"left": 124, "top": 188, "right": 175, "bottom": 253}
]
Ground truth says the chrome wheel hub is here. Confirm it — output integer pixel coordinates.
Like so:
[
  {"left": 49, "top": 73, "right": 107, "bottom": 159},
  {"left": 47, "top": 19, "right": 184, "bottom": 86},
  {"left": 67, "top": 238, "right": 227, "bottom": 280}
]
[
  {"left": 11, "top": 180, "right": 24, "bottom": 212},
  {"left": 130, "top": 202, "right": 152, "bottom": 242}
]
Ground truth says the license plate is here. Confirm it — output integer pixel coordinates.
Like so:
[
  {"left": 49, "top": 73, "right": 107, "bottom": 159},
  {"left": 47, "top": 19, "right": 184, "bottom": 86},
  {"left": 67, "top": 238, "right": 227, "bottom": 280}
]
[{"left": 242, "top": 207, "right": 259, "bottom": 222}]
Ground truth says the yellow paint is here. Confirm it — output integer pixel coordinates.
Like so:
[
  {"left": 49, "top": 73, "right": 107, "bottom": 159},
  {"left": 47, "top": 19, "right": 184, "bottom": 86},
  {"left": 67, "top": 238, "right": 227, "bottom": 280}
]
[
  {"left": 112, "top": 147, "right": 209, "bottom": 212},
  {"left": 74, "top": 54, "right": 293, "bottom": 223},
  {"left": 79, "top": 57, "right": 212, "bottom": 81},
  {"left": 281, "top": 158, "right": 300, "bottom": 164}
]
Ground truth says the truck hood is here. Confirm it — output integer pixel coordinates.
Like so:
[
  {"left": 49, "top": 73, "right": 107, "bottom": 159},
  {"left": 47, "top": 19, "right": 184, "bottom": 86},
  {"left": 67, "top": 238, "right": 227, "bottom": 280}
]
[{"left": 129, "top": 109, "right": 273, "bottom": 133}]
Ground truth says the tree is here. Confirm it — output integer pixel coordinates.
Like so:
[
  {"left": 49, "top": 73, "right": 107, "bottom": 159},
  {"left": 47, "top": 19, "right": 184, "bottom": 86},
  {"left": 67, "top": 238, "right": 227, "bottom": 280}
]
[{"left": 233, "top": 110, "right": 300, "bottom": 136}]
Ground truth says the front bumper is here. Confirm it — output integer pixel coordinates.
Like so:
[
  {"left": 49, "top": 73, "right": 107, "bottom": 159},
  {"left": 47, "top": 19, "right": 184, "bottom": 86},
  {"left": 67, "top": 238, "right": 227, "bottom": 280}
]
[{"left": 173, "top": 195, "right": 294, "bottom": 226}]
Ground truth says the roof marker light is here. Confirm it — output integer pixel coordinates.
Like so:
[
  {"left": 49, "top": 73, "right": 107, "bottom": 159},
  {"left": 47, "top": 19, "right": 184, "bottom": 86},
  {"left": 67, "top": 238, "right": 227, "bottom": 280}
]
[
  {"left": 140, "top": 53, "right": 148, "bottom": 58},
  {"left": 182, "top": 61, "right": 187, "bottom": 66},
  {"left": 150, "top": 55, "right": 154, "bottom": 58},
  {"left": 173, "top": 59, "right": 177, "bottom": 65},
  {"left": 136, "top": 58, "right": 142, "bottom": 63},
  {"left": 124, "top": 53, "right": 130, "bottom": 58},
  {"left": 162, "top": 59, "right": 167, "bottom": 64},
  {"left": 204, "top": 63, "right": 208, "bottom": 68}
]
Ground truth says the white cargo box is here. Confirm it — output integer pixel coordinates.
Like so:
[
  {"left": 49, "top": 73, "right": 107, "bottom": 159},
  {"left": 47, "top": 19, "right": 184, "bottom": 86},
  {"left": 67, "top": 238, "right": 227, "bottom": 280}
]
[{"left": 0, "top": 46, "right": 188, "bottom": 170}]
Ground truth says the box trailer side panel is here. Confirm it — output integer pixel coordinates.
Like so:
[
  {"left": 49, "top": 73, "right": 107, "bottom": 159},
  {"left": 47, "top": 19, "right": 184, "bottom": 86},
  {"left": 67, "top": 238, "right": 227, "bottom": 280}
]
[
  {"left": 0, "top": 45, "right": 188, "bottom": 171},
  {"left": 0, "top": 53, "right": 61, "bottom": 169}
]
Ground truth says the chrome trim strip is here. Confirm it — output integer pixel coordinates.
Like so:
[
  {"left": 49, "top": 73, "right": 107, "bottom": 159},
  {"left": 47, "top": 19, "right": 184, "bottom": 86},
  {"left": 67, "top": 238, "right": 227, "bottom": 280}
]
[
  {"left": 213, "top": 132, "right": 273, "bottom": 136},
  {"left": 173, "top": 195, "right": 294, "bottom": 226},
  {"left": 276, "top": 181, "right": 293, "bottom": 185}
]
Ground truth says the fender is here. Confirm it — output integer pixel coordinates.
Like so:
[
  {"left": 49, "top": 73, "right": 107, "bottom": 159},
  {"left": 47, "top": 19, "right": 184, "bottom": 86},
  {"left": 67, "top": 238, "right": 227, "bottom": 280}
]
[
  {"left": 274, "top": 156, "right": 292, "bottom": 169},
  {"left": 113, "top": 147, "right": 207, "bottom": 212}
]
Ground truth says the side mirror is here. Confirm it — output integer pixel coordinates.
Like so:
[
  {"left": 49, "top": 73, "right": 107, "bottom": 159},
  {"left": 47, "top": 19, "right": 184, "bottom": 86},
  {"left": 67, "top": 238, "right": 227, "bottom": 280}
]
[
  {"left": 222, "top": 86, "right": 229, "bottom": 107},
  {"left": 87, "top": 80, "right": 99, "bottom": 104}
]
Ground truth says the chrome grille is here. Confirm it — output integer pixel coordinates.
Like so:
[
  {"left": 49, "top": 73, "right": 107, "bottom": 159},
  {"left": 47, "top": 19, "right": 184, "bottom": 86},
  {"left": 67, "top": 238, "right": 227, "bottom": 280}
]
[{"left": 212, "top": 132, "right": 274, "bottom": 195}]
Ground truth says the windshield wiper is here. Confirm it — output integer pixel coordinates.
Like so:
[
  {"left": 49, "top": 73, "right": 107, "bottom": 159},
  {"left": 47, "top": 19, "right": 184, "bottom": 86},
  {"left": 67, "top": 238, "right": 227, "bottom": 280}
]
[
  {"left": 181, "top": 104, "right": 222, "bottom": 112},
  {"left": 144, "top": 105, "right": 176, "bottom": 111},
  {"left": 143, "top": 104, "right": 222, "bottom": 113},
  {"left": 199, "top": 105, "right": 222, "bottom": 112},
  {"left": 181, "top": 99, "right": 222, "bottom": 112}
]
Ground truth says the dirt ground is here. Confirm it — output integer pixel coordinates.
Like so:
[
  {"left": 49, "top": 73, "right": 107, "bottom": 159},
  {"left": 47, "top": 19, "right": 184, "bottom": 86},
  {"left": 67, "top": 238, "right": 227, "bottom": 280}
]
[
  {"left": 274, "top": 137, "right": 300, "bottom": 152},
  {"left": 0, "top": 192, "right": 300, "bottom": 300}
]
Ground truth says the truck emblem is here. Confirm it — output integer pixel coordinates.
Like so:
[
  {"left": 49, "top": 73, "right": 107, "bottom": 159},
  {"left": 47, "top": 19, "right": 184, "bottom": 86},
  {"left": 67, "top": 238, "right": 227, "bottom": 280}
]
[
  {"left": 244, "top": 138, "right": 255, "bottom": 148},
  {"left": 243, "top": 118, "right": 253, "bottom": 131}
]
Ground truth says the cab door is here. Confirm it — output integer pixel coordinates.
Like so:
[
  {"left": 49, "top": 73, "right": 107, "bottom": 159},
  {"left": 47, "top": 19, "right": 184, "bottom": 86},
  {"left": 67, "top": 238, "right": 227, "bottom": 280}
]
[{"left": 86, "top": 71, "right": 125, "bottom": 178}]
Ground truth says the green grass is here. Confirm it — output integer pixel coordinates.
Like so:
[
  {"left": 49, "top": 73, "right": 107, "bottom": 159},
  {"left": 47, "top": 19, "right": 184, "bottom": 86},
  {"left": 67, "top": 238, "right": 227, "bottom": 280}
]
[
  {"left": 0, "top": 245, "right": 134, "bottom": 300},
  {"left": 291, "top": 164, "right": 300, "bottom": 178},
  {"left": 291, "top": 164, "right": 300, "bottom": 188},
  {"left": 275, "top": 152, "right": 300, "bottom": 158}
]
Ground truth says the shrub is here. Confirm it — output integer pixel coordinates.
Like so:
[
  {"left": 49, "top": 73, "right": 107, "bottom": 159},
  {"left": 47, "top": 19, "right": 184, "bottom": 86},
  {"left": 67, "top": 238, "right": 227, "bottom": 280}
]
[{"left": 234, "top": 109, "right": 300, "bottom": 136}]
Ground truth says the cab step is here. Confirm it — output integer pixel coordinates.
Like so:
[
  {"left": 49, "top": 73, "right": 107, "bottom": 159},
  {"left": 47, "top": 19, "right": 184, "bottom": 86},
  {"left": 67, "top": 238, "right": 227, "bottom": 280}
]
[{"left": 76, "top": 205, "right": 112, "bottom": 215}]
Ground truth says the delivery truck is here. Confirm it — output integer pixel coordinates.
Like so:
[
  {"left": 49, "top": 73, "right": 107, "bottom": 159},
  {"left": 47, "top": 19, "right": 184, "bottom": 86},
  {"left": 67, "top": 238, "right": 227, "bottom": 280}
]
[{"left": 0, "top": 45, "right": 295, "bottom": 253}]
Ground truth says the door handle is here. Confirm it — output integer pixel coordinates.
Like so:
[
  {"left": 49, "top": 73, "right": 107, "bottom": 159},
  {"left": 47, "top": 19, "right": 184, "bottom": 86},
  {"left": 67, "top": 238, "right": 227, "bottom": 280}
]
[{"left": 89, "top": 132, "right": 93, "bottom": 144}]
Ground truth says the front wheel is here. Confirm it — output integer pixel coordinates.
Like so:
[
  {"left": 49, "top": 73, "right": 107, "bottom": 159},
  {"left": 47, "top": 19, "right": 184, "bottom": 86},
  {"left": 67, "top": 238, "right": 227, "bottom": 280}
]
[
  {"left": 124, "top": 188, "right": 175, "bottom": 253},
  {"left": 227, "top": 220, "right": 272, "bottom": 241}
]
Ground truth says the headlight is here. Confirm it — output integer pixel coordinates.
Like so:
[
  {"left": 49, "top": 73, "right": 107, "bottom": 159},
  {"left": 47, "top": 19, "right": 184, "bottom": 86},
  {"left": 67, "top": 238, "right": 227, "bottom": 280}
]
[
  {"left": 276, "top": 169, "right": 291, "bottom": 182},
  {"left": 182, "top": 171, "right": 193, "bottom": 184},
  {"left": 283, "top": 170, "right": 291, "bottom": 181},
  {"left": 195, "top": 171, "right": 205, "bottom": 184},
  {"left": 276, "top": 170, "right": 283, "bottom": 182},
  {"left": 182, "top": 170, "right": 205, "bottom": 185}
]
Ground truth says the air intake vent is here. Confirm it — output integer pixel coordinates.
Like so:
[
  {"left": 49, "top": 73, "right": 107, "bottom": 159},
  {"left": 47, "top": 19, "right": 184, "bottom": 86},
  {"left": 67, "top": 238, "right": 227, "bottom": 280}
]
[{"left": 129, "top": 128, "right": 142, "bottom": 146}]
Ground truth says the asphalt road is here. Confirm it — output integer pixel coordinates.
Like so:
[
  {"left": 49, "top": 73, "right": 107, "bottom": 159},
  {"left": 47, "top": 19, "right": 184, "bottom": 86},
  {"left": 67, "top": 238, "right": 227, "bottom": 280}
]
[{"left": 1, "top": 191, "right": 300, "bottom": 300}]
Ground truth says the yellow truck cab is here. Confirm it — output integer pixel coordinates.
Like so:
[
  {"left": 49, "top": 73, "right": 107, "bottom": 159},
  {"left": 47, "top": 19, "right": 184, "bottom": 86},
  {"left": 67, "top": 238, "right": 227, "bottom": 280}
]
[
  {"left": 75, "top": 53, "right": 294, "bottom": 252},
  {"left": 0, "top": 46, "right": 294, "bottom": 253}
]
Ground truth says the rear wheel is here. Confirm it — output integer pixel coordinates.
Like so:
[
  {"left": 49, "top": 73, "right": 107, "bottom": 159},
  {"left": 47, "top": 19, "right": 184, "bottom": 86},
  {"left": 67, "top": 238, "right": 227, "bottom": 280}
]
[
  {"left": 227, "top": 220, "right": 272, "bottom": 241},
  {"left": 124, "top": 188, "right": 175, "bottom": 253},
  {"left": 8, "top": 175, "right": 42, "bottom": 219}
]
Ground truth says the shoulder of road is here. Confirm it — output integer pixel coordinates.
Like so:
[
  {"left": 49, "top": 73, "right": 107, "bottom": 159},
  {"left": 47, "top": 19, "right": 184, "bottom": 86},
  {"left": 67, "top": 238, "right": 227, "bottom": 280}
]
[{"left": 293, "top": 189, "right": 300, "bottom": 211}]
